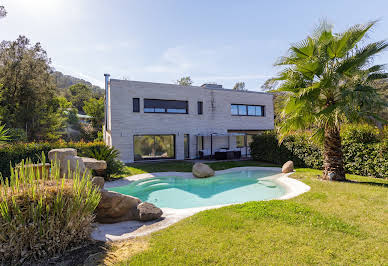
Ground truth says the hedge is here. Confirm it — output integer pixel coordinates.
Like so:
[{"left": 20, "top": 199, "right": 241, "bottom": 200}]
[
  {"left": 0, "top": 141, "right": 106, "bottom": 178},
  {"left": 250, "top": 132, "right": 388, "bottom": 178}
]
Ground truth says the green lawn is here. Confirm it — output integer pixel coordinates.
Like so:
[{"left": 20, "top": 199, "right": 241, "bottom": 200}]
[
  {"left": 108, "top": 165, "right": 388, "bottom": 265},
  {"left": 114, "top": 160, "right": 280, "bottom": 178}
]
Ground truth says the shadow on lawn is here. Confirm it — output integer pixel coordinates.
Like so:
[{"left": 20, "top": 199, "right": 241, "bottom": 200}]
[{"left": 348, "top": 180, "right": 388, "bottom": 188}]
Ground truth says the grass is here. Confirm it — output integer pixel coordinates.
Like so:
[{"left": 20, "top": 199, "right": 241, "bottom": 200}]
[
  {"left": 114, "top": 160, "right": 279, "bottom": 178},
  {"left": 105, "top": 164, "right": 388, "bottom": 265}
]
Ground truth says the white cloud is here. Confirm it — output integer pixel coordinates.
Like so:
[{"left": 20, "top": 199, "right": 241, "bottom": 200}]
[{"left": 144, "top": 46, "right": 194, "bottom": 73}]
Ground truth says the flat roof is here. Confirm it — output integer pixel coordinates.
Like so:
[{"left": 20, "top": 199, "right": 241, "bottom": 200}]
[{"left": 110, "top": 78, "right": 271, "bottom": 96}]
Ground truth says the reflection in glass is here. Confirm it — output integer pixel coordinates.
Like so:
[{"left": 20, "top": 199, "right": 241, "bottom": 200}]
[
  {"left": 238, "top": 105, "right": 247, "bottom": 115},
  {"left": 231, "top": 105, "right": 238, "bottom": 115},
  {"left": 134, "top": 135, "right": 175, "bottom": 160},
  {"left": 248, "top": 106, "right": 255, "bottom": 116},
  {"left": 255, "top": 106, "right": 263, "bottom": 116}
]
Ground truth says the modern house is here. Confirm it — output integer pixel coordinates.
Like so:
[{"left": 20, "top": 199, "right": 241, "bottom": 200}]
[{"left": 103, "top": 74, "right": 274, "bottom": 163}]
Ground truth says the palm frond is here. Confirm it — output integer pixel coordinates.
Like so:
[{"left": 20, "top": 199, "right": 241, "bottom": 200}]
[
  {"left": 0, "top": 124, "right": 9, "bottom": 144},
  {"left": 336, "top": 41, "right": 388, "bottom": 74}
]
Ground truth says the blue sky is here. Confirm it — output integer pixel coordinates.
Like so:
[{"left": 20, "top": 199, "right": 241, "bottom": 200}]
[{"left": 1, "top": 0, "right": 388, "bottom": 90}]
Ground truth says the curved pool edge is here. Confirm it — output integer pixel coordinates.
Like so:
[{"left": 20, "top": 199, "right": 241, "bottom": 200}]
[{"left": 91, "top": 167, "right": 310, "bottom": 242}]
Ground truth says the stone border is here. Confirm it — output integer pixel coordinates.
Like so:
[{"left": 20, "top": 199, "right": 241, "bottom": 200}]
[{"left": 91, "top": 167, "right": 310, "bottom": 242}]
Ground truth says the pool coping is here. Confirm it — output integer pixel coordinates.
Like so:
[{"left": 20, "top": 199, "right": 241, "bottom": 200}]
[{"left": 91, "top": 167, "right": 310, "bottom": 242}]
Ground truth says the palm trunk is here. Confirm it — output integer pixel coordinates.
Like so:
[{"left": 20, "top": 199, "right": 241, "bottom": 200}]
[{"left": 322, "top": 127, "right": 346, "bottom": 181}]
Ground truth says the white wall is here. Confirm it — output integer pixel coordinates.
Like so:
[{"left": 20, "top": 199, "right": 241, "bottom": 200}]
[{"left": 108, "top": 79, "right": 274, "bottom": 163}]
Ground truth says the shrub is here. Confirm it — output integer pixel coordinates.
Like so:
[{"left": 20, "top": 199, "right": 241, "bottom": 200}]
[
  {"left": 0, "top": 155, "right": 101, "bottom": 264},
  {"left": 341, "top": 124, "right": 380, "bottom": 144},
  {"left": 0, "top": 141, "right": 106, "bottom": 178},
  {"left": 250, "top": 129, "right": 388, "bottom": 178},
  {"left": 7, "top": 128, "right": 27, "bottom": 142},
  {"left": 80, "top": 145, "right": 124, "bottom": 179},
  {"left": 250, "top": 132, "right": 323, "bottom": 169}
]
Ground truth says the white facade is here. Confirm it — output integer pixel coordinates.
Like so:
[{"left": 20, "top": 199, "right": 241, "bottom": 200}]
[{"left": 104, "top": 78, "right": 274, "bottom": 163}]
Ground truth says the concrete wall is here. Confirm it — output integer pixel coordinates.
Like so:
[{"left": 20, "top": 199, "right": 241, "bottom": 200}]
[{"left": 106, "top": 79, "right": 274, "bottom": 163}]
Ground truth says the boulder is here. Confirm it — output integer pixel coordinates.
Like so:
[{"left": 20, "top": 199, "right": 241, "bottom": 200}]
[
  {"left": 91, "top": 176, "right": 105, "bottom": 190},
  {"left": 48, "top": 148, "right": 77, "bottom": 161},
  {"left": 82, "top": 157, "right": 107, "bottom": 176},
  {"left": 192, "top": 163, "right": 215, "bottom": 178},
  {"left": 136, "top": 202, "right": 163, "bottom": 221},
  {"left": 48, "top": 148, "right": 86, "bottom": 178},
  {"left": 282, "top": 161, "right": 294, "bottom": 173},
  {"left": 95, "top": 190, "right": 141, "bottom": 224}
]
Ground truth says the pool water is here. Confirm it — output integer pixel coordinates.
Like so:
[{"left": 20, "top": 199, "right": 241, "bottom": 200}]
[{"left": 109, "top": 170, "right": 285, "bottom": 209}]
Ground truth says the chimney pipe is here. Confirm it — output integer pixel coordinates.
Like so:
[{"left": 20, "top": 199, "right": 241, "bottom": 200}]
[{"left": 104, "top": 74, "right": 110, "bottom": 133}]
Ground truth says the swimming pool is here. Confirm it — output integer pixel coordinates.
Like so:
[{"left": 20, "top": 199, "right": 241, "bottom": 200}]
[{"left": 108, "top": 170, "right": 286, "bottom": 209}]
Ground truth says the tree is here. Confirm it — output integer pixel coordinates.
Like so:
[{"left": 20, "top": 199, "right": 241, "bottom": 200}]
[
  {"left": 0, "top": 36, "right": 61, "bottom": 140},
  {"left": 176, "top": 76, "right": 193, "bottom": 86},
  {"left": 66, "top": 83, "right": 94, "bottom": 113},
  {"left": 273, "top": 21, "right": 387, "bottom": 181},
  {"left": 0, "top": 6, "right": 6, "bottom": 18},
  {"left": 83, "top": 97, "right": 104, "bottom": 131},
  {"left": 233, "top": 82, "right": 246, "bottom": 91}
]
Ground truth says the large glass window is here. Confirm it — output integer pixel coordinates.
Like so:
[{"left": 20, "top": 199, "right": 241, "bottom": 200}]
[
  {"left": 236, "top": 135, "right": 245, "bottom": 148},
  {"left": 246, "top": 135, "right": 254, "bottom": 146},
  {"left": 134, "top": 135, "right": 175, "bottom": 160},
  {"left": 231, "top": 104, "right": 265, "bottom": 116},
  {"left": 231, "top": 105, "right": 238, "bottom": 115},
  {"left": 144, "top": 99, "right": 188, "bottom": 114},
  {"left": 248, "top": 105, "right": 255, "bottom": 116},
  {"left": 255, "top": 106, "right": 264, "bottom": 116}
]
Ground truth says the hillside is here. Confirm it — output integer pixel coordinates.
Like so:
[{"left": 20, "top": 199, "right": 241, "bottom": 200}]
[{"left": 52, "top": 71, "right": 103, "bottom": 96}]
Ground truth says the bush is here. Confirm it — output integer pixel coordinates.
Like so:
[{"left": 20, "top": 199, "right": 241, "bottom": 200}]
[
  {"left": 7, "top": 128, "right": 27, "bottom": 142},
  {"left": 250, "top": 129, "right": 388, "bottom": 178},
  {"left": 341, "top": 124, "right": 380, "bottom": 144},
  {"left": 0, "top": 155, "right": 101, "bottom": 264},
  {"left": 250, "top": 132, "right": 323, "bottom": 169},
  {"left": 80, "top": 145, "right": 124, "bottom": 179},
  {"left": 0, "top": 141, "right": 106, "bottom": 178}
]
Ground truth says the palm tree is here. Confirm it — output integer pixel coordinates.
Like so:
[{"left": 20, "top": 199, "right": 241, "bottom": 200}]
[{"left": 273, "top": 21, "right": 387, "bottom": 181}]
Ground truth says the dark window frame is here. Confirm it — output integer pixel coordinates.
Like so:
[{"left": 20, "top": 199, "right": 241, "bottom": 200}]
[
  {"left": 184, "top": 134, "right": 190, "bottom": 159},
  {"left": 133, "top": 134, "right": 176, "bottom": 161},
  {"left": 144, "top": 99, "right": 188, "bottom": 114},
  {"left": 231, "top": 104, "right": 265, "bottom": 117},
  {"left": 198, "top": 101, "right": 203, "bottom": 115},
  {"left": 133, "top": 98, "right": 140, "bottom": 112}
]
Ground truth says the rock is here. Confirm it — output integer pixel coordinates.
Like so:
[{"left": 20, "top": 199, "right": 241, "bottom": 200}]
[
  {"left": 282, "top": 161, "right": 294, "bottom": 173},
  {"left": 95, "top": 190, "right": 141, "bottom": 224},
  {"left": 48, "top": 148, "right": 86, "bottom": 178},
  {"left": 82, "top": 157, "right": 107, "bottom": 176},
  {"left": 48, "top": 148, "right": 77, "bottom": 161},
  {"left": 192, "top": 163, "right": 215, "bottom": 178},
  {"left": 136, "top": 202, "right": 163, "bottom": 221},
  {"left": 91, "top": 176, "right": 105, "bottom": 190}
]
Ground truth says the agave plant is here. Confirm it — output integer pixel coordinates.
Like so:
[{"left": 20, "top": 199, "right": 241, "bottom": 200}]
[
  {"left": 81, "top": 145, "right": 123, "bottom": 179},
  {"left": 273, "top": 21, "right": 387, "bottom": 181}
]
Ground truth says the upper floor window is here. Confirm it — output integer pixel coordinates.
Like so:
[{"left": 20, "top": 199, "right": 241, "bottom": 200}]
[
  {"left": 133, "top": 98, "right": 140, "bottom": 112},
  {"left": 198, "top": 101, "right": 203, "bottom": 115},
  {"left": 144, "top": 99, "right": 188, "bottom": 114},
  {"left": 231, "top": 104, "right": 264, "bottom": 117}
]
